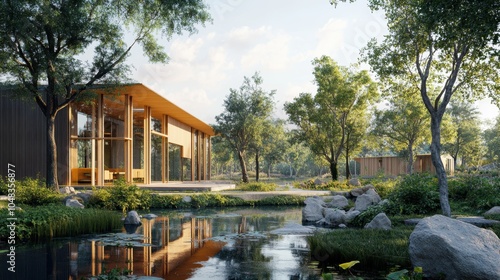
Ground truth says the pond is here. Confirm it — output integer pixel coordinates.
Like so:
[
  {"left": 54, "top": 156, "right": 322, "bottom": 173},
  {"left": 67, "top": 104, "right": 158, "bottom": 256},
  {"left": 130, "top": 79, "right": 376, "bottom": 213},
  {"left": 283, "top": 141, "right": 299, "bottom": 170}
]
[{"left": 1, "top": 206, "right": 323, "bottom": 280}]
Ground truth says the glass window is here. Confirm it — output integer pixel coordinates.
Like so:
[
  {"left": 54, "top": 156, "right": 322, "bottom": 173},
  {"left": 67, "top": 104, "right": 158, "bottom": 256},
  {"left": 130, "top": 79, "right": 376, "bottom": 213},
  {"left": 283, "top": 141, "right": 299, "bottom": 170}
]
[
  {"left": 151, "top": 134, "right": 162, "bottom": 181},
  {"left": 169, "top": 144, "right": 182, "bottom": 181},
  {"left": 103, "top": 96, "right": 125, "bottom": 137},
  {"left": 151, "top": 117, "right": 161, "bottom": 133}
]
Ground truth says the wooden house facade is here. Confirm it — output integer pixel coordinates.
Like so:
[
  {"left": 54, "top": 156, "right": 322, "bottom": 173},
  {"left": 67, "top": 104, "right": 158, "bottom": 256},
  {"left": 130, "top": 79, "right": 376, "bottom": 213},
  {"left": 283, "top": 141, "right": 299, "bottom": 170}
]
[
  {"left": 0, "top": 84, "right": 214, "bottom": 186},
  {"left": 354, "top": 154, "right": 454, "bottom": 177}
]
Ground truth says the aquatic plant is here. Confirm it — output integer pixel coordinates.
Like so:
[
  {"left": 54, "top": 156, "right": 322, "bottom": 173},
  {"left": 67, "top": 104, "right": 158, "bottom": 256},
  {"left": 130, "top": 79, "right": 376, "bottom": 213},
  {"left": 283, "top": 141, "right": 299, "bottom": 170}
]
[{"left": 0, "top": 204, "right": 122, "bottom": 242}]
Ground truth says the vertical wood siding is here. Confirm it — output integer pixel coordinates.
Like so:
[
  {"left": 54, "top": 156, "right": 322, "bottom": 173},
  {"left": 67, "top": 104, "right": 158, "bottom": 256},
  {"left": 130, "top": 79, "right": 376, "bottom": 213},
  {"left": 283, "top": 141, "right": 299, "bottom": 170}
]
[{"left": 0, "top": 89, "right": 69, "bottom": 184}]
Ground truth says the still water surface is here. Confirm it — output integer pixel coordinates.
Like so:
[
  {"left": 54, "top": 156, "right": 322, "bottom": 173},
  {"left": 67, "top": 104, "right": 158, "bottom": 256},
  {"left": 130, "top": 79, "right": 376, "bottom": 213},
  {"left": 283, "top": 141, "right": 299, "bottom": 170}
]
[{"left": 1, "top": 206, "right": 322, "bottom": 280}]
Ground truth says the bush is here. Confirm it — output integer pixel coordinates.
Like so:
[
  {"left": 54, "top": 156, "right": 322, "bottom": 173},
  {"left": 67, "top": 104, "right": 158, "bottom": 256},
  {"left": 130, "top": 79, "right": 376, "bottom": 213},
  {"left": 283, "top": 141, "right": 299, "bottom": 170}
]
[
  {"left": 364, "top": 178, "right": 399, "bottom": 199},
  {"left": 386, "top": 173, "right": 440, "bottom": 215},
  {"left": 255, "top": 195, "right": 305, "bottom": 206},
  {"left": 87, "top": 179, "right": 151, "bottom": 213},
  {"left": 236, "top": 182, "right": 277, "bottom": 192},
  {"left": 0, "top": 177, "right": 63, "bottom": 206},
  {"left": 449, "top": 175, "right": 500, "bottom": 210},
  {"left": 350, "top": 204, "right": 386, "bottom": 228}
]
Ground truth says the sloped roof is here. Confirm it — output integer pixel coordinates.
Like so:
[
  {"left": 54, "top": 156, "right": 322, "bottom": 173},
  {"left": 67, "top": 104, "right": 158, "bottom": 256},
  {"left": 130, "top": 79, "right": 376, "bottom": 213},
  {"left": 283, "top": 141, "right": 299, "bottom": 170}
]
[{"left": 95, "top": 83, "right": 214, "bottom": 136}]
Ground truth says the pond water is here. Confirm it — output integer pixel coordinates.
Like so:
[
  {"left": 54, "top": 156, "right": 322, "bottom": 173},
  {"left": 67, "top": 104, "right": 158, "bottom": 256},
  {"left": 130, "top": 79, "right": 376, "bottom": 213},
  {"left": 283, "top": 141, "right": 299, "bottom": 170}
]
[{"left": 1, "top": 206, "right": 323, "bottom": 280}]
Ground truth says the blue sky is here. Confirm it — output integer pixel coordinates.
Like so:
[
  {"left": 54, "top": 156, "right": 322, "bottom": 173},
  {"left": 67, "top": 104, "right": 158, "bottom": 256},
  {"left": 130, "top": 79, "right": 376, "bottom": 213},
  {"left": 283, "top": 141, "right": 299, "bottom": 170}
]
[{"left": 126, "top": 0, "right": 498, "bottom": 126}]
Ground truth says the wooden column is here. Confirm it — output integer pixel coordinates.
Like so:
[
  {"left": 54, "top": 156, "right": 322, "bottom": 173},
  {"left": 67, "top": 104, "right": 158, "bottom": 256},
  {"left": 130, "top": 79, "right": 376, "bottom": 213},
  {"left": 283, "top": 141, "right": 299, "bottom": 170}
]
[
  {"left": 163, "top": 115, "right": 169, "bottom": 183},
  {"left": 207, "top": 136, "right": 211, "bottom": 181},
  {"left": 191, "top": 128, "right": 195, "bottom": 181},
  {"left": 96, "top": 95, "right": 105, "bottom": 186},
  {"left": 124, "top": 95, "right": 133, "bottom": 182},
  {"left": 143, "top": 106, "right": 151, "bottom": 184}
]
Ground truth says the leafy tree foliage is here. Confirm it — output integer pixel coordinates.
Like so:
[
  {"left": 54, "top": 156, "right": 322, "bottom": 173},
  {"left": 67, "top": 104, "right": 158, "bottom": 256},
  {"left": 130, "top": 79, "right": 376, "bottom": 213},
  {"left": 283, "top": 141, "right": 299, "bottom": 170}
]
[
  {"left": 213, "top": 73, "right": 275, "bottom": 183},
  {"left": 442, "top": 100, "right": 483, "bottom": 169},
  {"left": 0, "top": 0, "right": 210, "bottom": 189},
  {"left": 483, "top": 116, "right": 500, "bottom": 165},
  {"left": 361, "top": 0, "right": 500, "bottom": 216},
  {"left": 371, "top": 82, "right": 430, "bottom": 174},
  {"left": 285, "top": 56, "right": 377, "bottom": 180}
]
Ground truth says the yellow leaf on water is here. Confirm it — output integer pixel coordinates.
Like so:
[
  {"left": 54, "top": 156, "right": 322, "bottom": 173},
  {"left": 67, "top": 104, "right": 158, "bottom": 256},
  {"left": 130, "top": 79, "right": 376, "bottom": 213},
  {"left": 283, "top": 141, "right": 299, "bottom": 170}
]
[
  {"left": 339, "top": 260, "right": 360, "bottom": 270},
  {"left": 414, "top": 267, "right": 423, "bottom": 273}
]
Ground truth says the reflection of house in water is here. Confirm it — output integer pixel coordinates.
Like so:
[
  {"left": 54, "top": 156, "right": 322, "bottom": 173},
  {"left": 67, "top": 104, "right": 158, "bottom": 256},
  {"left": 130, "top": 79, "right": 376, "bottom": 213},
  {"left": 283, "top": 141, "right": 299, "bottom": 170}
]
[{"left": 88, "top": 216, "right": 227, "bottom": 279}]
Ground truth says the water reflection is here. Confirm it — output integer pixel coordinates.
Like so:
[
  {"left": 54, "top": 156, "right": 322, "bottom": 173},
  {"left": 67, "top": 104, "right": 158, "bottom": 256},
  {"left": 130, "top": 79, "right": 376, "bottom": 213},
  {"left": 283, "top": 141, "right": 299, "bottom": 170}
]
[{"left": 0, "top": 207, "right": 320, "bottom": 280}]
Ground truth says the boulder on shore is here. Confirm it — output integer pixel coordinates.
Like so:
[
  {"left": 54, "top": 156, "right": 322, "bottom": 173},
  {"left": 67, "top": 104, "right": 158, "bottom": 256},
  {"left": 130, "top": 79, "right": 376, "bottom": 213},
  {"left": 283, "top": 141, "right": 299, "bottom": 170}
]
[
  {"left": 409, "top": 215, "right": 500, "bottom": 280},
  {"left": 364, "top": 213, "right": 391, "bottom": 230},
  {"left": 124, "top": 211, "right": 142, "bottom": 225}
]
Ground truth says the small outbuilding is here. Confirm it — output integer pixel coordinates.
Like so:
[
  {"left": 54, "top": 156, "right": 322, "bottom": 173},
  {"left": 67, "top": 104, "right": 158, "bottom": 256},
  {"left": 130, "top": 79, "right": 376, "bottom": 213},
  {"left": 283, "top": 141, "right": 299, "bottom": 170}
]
[{"left": 354, "top": 154, "right": 454, "bottom": 177}]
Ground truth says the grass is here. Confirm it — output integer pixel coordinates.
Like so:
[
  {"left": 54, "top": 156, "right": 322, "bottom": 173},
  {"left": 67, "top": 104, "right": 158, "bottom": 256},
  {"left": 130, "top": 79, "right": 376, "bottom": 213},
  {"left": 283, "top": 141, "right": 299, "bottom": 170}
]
[
  {"left": 0, "top": 204, "right": 122, "bottom": 242},
  {"left": 308, "top": 226, "right": 413, "bottom": 273}
]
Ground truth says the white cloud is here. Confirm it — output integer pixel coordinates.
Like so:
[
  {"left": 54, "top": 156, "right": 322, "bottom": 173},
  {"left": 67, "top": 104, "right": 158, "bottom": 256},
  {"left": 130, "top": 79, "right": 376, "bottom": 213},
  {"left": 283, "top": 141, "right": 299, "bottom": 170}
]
[
  {"left": 240, "top": 33, "right": 292, "bottom": 71},
  {"left": 168, "top": 37, "right": 205, "bottom": 62}
]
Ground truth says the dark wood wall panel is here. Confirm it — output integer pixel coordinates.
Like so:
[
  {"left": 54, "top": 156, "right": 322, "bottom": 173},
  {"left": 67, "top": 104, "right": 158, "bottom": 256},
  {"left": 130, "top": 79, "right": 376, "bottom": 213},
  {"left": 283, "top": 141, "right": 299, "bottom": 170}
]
[{"left": 0, "top": 89, "right": 69, "bottom": 184}]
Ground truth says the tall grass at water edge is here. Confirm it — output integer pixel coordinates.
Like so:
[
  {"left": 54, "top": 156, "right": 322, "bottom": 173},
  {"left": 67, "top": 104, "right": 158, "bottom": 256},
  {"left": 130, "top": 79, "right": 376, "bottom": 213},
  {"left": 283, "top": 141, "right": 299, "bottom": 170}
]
[{"left": 0, "top": 204, "right": 122, "bottom": 242}]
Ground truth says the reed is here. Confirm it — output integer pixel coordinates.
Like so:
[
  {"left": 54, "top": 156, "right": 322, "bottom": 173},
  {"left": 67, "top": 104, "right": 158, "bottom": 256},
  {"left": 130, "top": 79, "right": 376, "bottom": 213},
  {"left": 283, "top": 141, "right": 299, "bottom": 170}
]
[
  {"left": 0, "top": 204, "right": 122, "bottom": 242},
  {"left": 308, "top": 227, "right": 413, "bottom": 273}
]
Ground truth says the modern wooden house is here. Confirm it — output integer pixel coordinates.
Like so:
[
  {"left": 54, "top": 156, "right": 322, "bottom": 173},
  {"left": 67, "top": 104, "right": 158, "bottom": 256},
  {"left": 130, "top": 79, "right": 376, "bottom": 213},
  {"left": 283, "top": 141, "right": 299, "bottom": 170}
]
[
  {"left": 0, "top": 84, "right": 214, "bottom": 186},
  {"left": 354, "top": 154, "right": 454, "bottom": 177}
]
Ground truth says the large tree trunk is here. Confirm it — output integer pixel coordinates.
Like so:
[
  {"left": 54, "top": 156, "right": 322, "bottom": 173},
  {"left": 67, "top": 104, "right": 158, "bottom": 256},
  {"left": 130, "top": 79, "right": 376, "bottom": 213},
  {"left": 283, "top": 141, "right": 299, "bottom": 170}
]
[
  {"left": 46, "top": 115, "right": 59, "bottom": 191},
  {"left": 255, "top": 150, "right": 260, "bottom": 182},
  {"left": 407, "top": 141, "right": 414, "bottom": 174},
  {"left": 329, "top": 160, "right": 338, "bottom": 181},
  {"left": 238, "top": 150, "right": 249, "bottom": 183},
  {"left": 430, "top": 116, "right": 451, "bottom": 217},
  {"left": 345, "top": 149, "right": 351, "bottom": 179}
]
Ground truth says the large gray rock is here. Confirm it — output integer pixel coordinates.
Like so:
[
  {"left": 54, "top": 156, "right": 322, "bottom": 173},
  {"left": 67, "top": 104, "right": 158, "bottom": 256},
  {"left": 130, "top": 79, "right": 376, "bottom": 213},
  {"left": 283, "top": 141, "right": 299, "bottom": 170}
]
[
  {"left": 345, "top": 209, "right": 361, "bottom": 223},
  {"left": 302, "top": 202, "right": 324, "bottom": 223},
  {"left": 365, "top": 189, "right": 381, "bottom": 204},
  {"left": 327, "top": 195, "right": 349, "bottom": 209},
  {"left": 324, "top": 208, "right": 346, "bottom": 226},
  {"left": 355, "top": 194, "right": 377, "bottom": 211},
  {"left": 348, "top": 178, "right": 361, "bottom": 186},
  {"left": 409, "top": 215, "right": 500, "bottom": 280},
  {"left": 485, "top": 206, "right": 500, "bottom": 216},
  {"left": 364, "top": 213, "right": 391, "bottom": 230},
  {"left": 65, "top": 199, "right": 84, "bottom": 209},
  {"left": 350, "top": 184, "right": 375, "bottom": 197},
  {"left": 304, "top": 196, "right": 326, "bottom": 207},
  {"left": 124, "top": 210, "right": 142, "bottom": 225}
]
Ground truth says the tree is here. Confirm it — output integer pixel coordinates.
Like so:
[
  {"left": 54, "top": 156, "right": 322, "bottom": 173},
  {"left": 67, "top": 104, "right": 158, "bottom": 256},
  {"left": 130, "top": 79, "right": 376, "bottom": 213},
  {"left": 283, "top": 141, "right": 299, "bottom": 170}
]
[
  {"left": 0, "top": 0, "right": 210, "bottom": 190},
  {"left": 284, "top": 56, "right": 377, "bottom": 180},
  {"left": 442, "top": 100, "right": 482, "bottom": 169},
  {"left": 361, "top": 0, "right": 500, "bottom": 216},
  {"left": 213, "top": 73, "right": 275, "bottom": 183},
  {"left": 483, "top": 117, "right": 500, "bottom": 165},
  {"left": 261, "top": 119, "right": 288, "bottom": 178},
  {"left": 371, "top": 83, "right": 430, "bottom": 174}
]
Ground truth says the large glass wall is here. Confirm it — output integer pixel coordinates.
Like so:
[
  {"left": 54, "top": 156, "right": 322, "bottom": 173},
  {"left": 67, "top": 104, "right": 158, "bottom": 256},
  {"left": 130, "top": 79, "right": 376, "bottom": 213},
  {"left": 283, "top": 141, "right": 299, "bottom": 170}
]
[
  {"left": 169, "top": 144, "right": 182, "bottom": 181},
  {"left": 151, "top": 134, "right": 162, "bottom": 182},
  {"left": 71, "top": 102, "right": 97, "bottom": 184},
  {"left": 103, "top": 97, "right": 125, "bottom": 175},
  {"left": 133, "top": 108, "right": 144, "bottom": 183}
]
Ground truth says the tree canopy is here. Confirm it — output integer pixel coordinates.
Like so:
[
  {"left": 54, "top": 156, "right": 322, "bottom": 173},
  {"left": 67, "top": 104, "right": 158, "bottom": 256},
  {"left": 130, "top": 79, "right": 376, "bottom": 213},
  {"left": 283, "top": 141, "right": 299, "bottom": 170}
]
[
  {"left": 285, "top": 56, "right": 378, "bottom": 180},
  {"left": 0, "top": 0, "right": 211, "bottom": 189},
  {"left": 360, "top": 0, "right": 500, "bottom": 216},
  {"left": 213, "top": 72, "right": 275, "bottom": 183}
]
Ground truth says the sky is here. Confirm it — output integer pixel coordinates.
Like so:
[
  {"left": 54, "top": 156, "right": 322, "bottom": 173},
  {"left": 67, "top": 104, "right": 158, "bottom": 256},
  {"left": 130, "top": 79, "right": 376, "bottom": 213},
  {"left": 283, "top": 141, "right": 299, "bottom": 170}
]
[{"left": 126, "top": 0, "right": 499, "bottom": 127}]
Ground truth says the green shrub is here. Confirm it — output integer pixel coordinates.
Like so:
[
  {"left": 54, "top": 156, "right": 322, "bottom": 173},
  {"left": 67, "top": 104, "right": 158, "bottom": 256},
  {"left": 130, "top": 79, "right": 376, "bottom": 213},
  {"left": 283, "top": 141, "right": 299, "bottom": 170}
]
[
  {"left": 150, "top": 193, "right": 247, "bottom": 209},
  {"left": 236, "top": 182, "right": 278, "bottom": 192},
  {"left": 255, "top": 195, "right": 305, "bottom": 206},
  {"left": 386, "top": 173, "right": 440, "bottom": 215},
  {"left": 365, "top": 178, "right": 399, "bottom": 199},
  {"left": 449, "top": 175, "right": 500, "bottom": 210},
  {"left": 87, "top": 179, "right": 150, "bottom": 213},
  {"left": 322, "top": 180, "right": 351, "bottom": 191},
  {"left": 0, "top": 204, "right": 122, "bottom": 242},
  {"left": 0, "top": 177, "right": 63, "bottom": 206}
]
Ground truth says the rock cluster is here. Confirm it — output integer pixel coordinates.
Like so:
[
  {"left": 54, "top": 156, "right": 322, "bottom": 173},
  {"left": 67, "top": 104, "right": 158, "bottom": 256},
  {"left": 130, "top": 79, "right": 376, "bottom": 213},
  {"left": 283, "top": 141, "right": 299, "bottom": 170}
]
[{"left": 302, "top": 184, "right": 390, "bottom": 229}]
